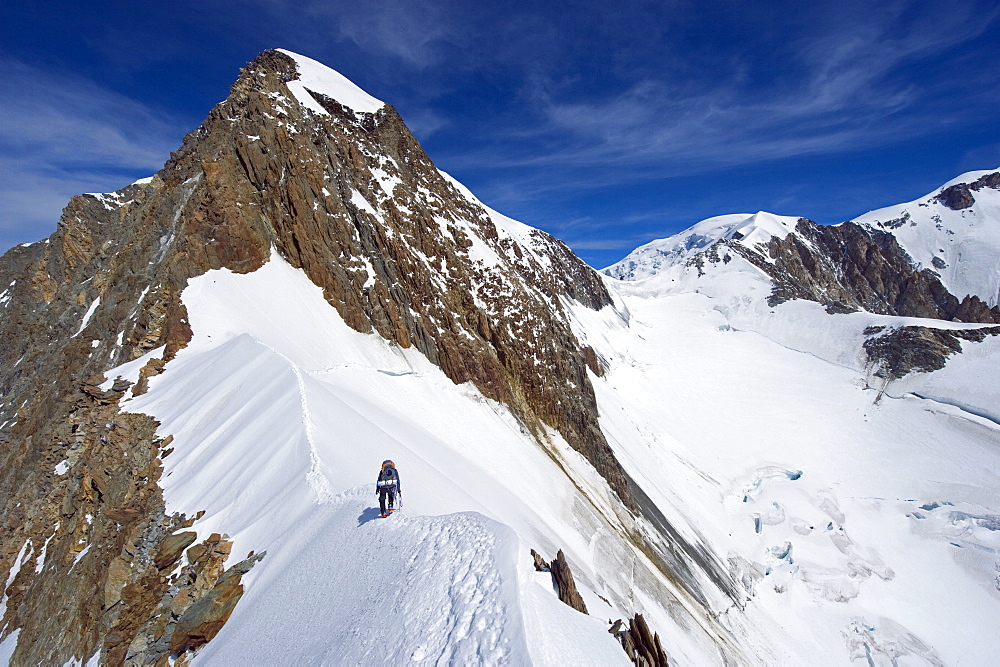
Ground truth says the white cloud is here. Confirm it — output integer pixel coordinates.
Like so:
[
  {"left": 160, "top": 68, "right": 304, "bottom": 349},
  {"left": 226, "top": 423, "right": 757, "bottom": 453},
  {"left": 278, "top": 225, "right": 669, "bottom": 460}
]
[{"left": 0, "top": 58, "right": 187, "bottom": 248}]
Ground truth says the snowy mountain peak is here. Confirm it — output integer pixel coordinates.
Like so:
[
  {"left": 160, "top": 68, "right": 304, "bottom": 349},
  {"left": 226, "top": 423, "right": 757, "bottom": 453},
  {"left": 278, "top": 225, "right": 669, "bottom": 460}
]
[
  {"left": 734, "top": 210, "right": 797, "bottom": 244},
  {"left": 274, "top": 48, "right": 385, "bottom": 115},
  {"left": 603, "top": 210, "right": 798, "bottom": 280}
]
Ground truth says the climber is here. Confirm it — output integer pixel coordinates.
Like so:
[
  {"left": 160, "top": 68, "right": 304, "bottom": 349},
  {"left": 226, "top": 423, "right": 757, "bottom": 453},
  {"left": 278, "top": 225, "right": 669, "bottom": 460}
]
[{"left": 375, "top": 459, "right": 401, "bottom": 517}]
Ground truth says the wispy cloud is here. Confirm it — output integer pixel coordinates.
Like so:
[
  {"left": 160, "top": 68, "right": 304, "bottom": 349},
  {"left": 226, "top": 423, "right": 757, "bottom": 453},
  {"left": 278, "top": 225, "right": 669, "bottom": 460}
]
[
  {"left": 451, "top": 2, "right": 997, "bottom": 174},
  {"left": 0, "top": 58, "right": 187, "bottom": 247},
  {"left": 959, "top": 142, "right": 1000, "bottom": 172},
  {"left": 247, "top": 0, "right": 465, "bottom": 71},
  {"left": 329, "top": 0, "right": 458, "bottom": 70}
]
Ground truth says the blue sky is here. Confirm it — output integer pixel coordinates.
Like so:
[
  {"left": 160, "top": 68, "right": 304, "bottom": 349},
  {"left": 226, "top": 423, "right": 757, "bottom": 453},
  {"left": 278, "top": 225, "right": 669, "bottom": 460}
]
[{"left": 2, "top": 1, "right": 998, "bottom": 268}]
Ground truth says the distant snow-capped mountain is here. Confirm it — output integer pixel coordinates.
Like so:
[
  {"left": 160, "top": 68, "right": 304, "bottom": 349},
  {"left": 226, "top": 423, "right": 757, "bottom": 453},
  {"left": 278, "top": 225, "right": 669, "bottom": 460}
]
[
  {"left": 606, "top": 170, "right": 1000, "bottom": 310},
  {"left": 603, "top": 211, "right": 799, "bottom": 281}
]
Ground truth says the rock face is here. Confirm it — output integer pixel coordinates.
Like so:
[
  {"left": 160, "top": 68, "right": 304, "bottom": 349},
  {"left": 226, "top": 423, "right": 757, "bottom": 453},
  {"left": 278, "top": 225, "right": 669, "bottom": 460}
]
[
  {"left": 725, "top": 218, "right": 1000, "bottom": 323},
  {"left": 935, "top": 171, "right": 1000, "bottom": 210},
  {"left": 0, "top": 366, "right": 263, "bottom": 665},
  {"left": 863, "top": 325, "right": 1000, "bottom": 380},
  {"left": 0, "top": 49, "right": 639, "bottom": 662}
]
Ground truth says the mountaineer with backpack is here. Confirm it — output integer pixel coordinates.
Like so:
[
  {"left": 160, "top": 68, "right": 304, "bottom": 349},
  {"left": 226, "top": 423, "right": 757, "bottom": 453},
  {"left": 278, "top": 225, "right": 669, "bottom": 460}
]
[{"left": 376, "top": 460, "right": 401, "bottom": 517}]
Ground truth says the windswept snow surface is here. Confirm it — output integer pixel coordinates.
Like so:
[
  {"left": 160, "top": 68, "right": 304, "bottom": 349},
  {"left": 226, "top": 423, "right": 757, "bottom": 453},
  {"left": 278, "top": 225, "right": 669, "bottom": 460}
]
[
  {"left": 277, "top": 49, "right": 385, "bottom": 116},
  {"left": 120, "top": 252, "right": 631, "bottom": 665},
  {"left": 852, "top": 169, "right": 1000, "bottom": 307}
]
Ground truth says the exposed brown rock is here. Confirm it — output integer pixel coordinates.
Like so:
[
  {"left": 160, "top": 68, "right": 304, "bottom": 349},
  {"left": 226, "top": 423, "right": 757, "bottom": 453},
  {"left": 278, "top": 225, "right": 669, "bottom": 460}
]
[
  {"left": 552, "top": 553, "right": 588, "bottom": 615},
  {"left": 547, "top": 549, "right": 588, "bottom": 614},
  {"left": 712, "top": 219, "right": 1000, "bottom": 323},
  {"left": 610, "top": 614, "right": 670, "bottom": 666},
  {"left": 864, "top": 325, "right": 1000, "bottom": 380},
  {"left": 969, "top": 171, "right": 1000, "bottom": 192},
  {"left": 934, "top": 170, "right": 1000, "bottom": 210},
  {"left": 936, "top": 183, "right": 975, "bottom": 210},
  {"left": 153, "top": 532, "right": 198, "bottom": 570},
  {"left": 168, "top": 567, "right": 245, "bottom": 656}
]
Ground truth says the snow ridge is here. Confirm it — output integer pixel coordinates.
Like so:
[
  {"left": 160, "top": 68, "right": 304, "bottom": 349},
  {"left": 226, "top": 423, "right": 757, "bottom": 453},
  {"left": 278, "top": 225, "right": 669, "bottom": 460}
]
[
  {"left": 277, "top": 49, "right": 385, "bottom": 116},
  {"left": 194, "top": 488, "right": 531, "bottom": 665},
  {"left": 290, "top": 358, "right": 338, "bottom": 504}
]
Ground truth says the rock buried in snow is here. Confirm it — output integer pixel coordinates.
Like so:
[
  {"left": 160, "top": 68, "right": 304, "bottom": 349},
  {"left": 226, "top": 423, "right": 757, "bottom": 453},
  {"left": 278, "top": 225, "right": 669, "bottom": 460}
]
[
  {"left": 530, "top": 548, "right": 549, "bottom": 572},
  {"left": 533, "top": 548, "right": 588, "bottom": 615},
  {"left": 610, "top": 613, "right": 670, "bottom": 667}
]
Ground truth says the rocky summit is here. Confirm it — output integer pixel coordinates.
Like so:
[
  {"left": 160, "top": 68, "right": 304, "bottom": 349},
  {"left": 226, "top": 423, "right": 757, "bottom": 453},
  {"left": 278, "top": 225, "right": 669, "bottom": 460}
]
[{"left": 0, "top": 49, "right": 639, "bottom": 664}]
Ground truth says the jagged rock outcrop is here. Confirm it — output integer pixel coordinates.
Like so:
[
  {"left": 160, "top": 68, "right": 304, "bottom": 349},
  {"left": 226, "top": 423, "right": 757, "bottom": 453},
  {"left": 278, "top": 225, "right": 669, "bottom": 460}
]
[
  {"left": 530, "top": 548, "right": 588, "bottom": 614},
  {"left": 0, "top": 48, "right": 640, "bottom": 661},
  {"left": 609, "top": 613, "right": 670, "bottom": 666},
  {"left": 935, "top": 171, "right": 1000, "bottom": 210},
  {"left": 0, "top": 366, "right": 263, "bottom": 664}
]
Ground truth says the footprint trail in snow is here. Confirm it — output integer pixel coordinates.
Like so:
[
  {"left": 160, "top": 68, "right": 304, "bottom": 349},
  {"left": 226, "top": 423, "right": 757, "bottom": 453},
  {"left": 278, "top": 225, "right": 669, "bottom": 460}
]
[{"left": 193, "top": 487, "right": 528, "bottom": 666}]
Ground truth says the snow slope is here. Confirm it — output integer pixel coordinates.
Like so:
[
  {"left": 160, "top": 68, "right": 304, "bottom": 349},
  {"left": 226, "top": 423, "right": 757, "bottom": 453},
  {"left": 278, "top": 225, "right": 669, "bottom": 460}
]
[
  {"left": 114, "top": 252, "right": 657, "bottom": 665},
  {"left": 853, "top": 169, "right": 1000, "bottom": 307}
]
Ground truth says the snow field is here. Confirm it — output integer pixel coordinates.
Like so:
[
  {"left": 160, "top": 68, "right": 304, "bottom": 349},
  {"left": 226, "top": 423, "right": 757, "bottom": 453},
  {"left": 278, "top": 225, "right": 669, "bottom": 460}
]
[{"left": 580, "top": 267, "right": 1000, "bottom": 664}]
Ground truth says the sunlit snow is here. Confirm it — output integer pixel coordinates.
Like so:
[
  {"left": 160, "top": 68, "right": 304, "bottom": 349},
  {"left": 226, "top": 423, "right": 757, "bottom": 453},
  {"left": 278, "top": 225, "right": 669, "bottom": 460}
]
[{"left": 277, "top": 49, "right": 385, "bottom": 116}]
